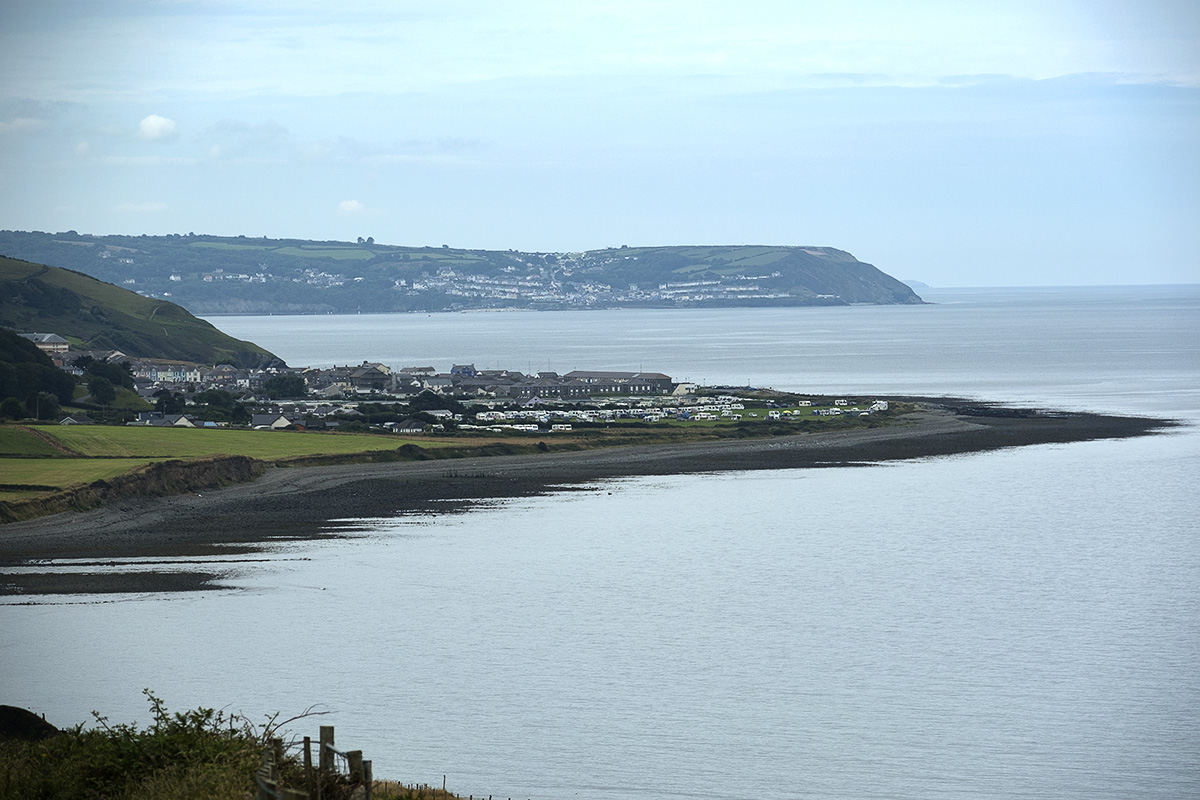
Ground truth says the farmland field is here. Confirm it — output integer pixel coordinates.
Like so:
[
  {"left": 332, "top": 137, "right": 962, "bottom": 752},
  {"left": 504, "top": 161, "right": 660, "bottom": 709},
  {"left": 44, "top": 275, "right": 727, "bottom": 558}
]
[
  {"left": 0, "top": 424, "right": 465, "bottom": 502},
  {"left": 0, "top": 458, "right": 156, "bottom": 496},
  {"left": 40, "top": 425, "right": 444, "bottom": 459},
  {"left": 271, "top": 247, "right": 377, "bottom": 260},
  {"left": 0, "top": 427, "right": 70, "bottom": 457}
]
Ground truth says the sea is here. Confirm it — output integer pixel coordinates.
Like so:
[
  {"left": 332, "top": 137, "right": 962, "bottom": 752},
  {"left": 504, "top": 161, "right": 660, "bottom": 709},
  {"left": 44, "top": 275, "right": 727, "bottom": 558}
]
[{"left": 3, "top": 285, "right": 1198, "bottom": 800}]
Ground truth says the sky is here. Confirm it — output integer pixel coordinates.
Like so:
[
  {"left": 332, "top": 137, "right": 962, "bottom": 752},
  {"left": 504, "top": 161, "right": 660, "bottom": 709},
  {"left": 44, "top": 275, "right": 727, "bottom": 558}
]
[{"left": 1, "top": 1, "right": 1198, "bottom": 286}]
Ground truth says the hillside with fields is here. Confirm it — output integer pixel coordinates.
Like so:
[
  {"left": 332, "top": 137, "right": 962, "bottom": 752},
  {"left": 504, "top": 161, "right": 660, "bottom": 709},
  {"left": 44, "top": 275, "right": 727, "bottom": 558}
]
[
  {"left": 0, "top": 230, "right": 923, "bottom": 314},
  {"left": 0, "top": 256, "right": 282, "bottom": 368}
]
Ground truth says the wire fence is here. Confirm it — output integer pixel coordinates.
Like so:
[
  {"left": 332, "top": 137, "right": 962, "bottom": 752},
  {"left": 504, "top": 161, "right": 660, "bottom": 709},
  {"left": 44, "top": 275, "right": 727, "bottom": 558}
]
[{"left": 255, "top": 725, "right": 373, "bottom": 800}]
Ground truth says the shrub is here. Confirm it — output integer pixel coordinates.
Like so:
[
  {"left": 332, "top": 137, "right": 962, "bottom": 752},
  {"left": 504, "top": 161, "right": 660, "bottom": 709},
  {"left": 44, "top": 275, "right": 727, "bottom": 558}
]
[
  {"left": 24, "top": 391, "right": 59, "bottom": 421},
  {"left": 0, "top": 690, "right": 300, "bottom": 800},
  {"left": 0, "top": 397, "right": 25, "bottom": 419}
]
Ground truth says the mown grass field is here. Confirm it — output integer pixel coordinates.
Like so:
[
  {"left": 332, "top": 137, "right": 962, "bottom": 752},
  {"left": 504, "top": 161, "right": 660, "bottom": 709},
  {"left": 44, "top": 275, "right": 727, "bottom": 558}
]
[
  {"left": 0, "top": 427, "right": 67, "bottom": 457},
  {"left": 0, "top": 458, "right": 157, "bottom": 499},
  {"left": 0, "top": 425, "right": 469, "bottom": 502},
  {"left": 42, "top": 425, "right": 446, "bottom": 459},
  {"left": 271, "top": 246, "right": 377, "bottom": 260}
]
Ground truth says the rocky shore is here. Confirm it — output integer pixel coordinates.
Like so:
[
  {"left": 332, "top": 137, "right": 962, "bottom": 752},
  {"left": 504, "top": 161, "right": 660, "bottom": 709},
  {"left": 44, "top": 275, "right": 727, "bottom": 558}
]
[{"left": 0, "top": 401, "right": 1174, "bottom": 598}]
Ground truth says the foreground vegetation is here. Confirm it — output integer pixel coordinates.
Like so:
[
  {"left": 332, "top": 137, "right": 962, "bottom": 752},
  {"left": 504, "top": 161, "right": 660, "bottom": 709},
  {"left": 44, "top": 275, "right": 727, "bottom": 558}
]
[
  {"left": 0, "top": 692, "right": 467, "bottom": 800},
  {"left": 0, "top": 692, "right": 287, "bottom": 800}
]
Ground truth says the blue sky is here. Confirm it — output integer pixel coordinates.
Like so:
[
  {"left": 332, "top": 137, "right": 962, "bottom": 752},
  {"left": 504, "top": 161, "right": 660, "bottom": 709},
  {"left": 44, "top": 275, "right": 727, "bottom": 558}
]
[{"left": 1, "top": 0, "right": 1197, "bottom": 286}]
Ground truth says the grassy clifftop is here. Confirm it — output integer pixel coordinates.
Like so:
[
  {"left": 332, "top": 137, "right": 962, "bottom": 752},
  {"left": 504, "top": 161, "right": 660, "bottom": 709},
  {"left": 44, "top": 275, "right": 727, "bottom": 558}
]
[{"left": 0, "top": 256, "right": 280, "bottom": 368}]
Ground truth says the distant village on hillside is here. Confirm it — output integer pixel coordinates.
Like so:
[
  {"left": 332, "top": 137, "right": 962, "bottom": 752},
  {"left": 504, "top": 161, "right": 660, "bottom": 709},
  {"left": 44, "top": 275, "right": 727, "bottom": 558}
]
[{"left": 0, "top": 232, "right": 922, "bottom": 315}]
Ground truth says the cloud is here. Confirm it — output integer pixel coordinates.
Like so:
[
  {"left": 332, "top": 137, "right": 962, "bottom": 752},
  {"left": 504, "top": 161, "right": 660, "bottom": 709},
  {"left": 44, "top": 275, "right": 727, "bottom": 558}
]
[
  {"left": 137, "top": 114, "right": 178, "bottom": 141},
  {"left": 206, "top": 118, "right": 290, "bottom": 158},
  {"left": 0, "top": 117, "right": 47, "bottom": 134},
  {"left": 114, "top": 201, "right": 167, "bottom": 213},
  {"left": 338, "top": 199, "right": 365, "bottom": 213},
  {"left": 101, "top": 155, "right": 197, "bottom": 166}
]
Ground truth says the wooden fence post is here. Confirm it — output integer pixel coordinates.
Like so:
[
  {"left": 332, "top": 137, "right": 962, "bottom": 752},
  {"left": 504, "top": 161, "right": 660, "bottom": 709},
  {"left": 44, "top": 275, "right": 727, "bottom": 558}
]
[
  {"left": 303, "top": 736, "right": 314, "bottom": 800},
  {"left": 319, "top": 726, "right": 335, "bottom": 777},
  {"left": 364, "top": 760, "right": 373, "bottom": 800},
  {"left": 257, "top": 744, "right": 275, "bottom": 800},
  {"left": 348, "top": 749, "right": 364, "bottom": 783}
]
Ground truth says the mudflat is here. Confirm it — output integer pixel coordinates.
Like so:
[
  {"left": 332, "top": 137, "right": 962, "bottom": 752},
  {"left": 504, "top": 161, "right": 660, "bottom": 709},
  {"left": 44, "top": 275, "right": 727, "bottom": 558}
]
[{"left": 0, "top": 402, "right": 1173, "bottom": 597}]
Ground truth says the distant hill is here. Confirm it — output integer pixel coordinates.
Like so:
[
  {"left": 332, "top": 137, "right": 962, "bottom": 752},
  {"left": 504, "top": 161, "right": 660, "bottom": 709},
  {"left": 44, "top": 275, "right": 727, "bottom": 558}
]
[
  {"left": 0, "top": 257, "right": 282, "bottom": 368},
  {"left": 0, "top": 231, "right": 924, "bottom": 314}
]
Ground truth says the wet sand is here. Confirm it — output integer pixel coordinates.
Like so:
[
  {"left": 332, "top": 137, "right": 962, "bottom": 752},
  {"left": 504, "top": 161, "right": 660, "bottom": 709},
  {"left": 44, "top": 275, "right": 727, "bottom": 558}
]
[{"left": 0, "top": 402, "right": 1174, "bottom": 597}]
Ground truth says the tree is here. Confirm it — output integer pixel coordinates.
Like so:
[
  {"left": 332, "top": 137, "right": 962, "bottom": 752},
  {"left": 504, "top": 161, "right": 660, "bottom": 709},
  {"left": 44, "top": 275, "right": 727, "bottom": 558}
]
[
  {"left": 0, "top": 329, "right": 76, "bottom": 404},
  {"left": 153, "top": 390, "right": 185, "bottom": 415},
  {"left": 230, "top": 403, "right": 251, "bottom": 426},
  {"left": 85, "top": 359, "right": 135, "bottom": 389},
  {"left": 263, "top": 374, "right": 306, "bottom": 399},
  {"left": 26, "top": 391, "right": 60, "bottom": 421},
  {"left": 87, "top": 376, "right": 117, "bottom": 405},
  {"left": 0, "top": 397, "right": 26, "bottom": 419},
  {"left": 193, "top": 389, "right": 235, "bottom": 408}
]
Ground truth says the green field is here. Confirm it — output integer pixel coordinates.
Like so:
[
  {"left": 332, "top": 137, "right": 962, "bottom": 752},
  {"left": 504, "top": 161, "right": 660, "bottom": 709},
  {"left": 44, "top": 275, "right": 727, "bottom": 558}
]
[
  {"left": 272, "top": 246, "right": 378, "bottom": 260},
  {"left": 0, "top": 458, "right": 157, "bottom": 495},
  {"left": 41, "top": 425, "right": 440, "bottom": 459},
  {"left": 0, "top": 425, "right": 463, "bottom": 502},
  {"left": 188, "top": 241, "right": 275, "bottom": 251},
  {"left": 0, "top": 427, "right": 68, "bottom": 457}
]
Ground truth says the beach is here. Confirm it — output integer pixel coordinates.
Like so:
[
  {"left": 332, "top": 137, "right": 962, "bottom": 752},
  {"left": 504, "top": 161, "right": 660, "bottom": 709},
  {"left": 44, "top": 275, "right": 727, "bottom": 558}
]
[{"left": 0, "top": 402, "right": 1172, "bottom": 597}]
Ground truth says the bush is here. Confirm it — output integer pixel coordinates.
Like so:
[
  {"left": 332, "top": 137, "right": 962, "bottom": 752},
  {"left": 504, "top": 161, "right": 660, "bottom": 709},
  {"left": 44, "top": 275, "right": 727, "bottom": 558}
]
[
  {"left": 24, "top": 391, "right": 59, "bottom": 421},
  {"left": 88, "top": 375, "right": 117, "bottom": 405},
  {"left": 264, "top": 374, "right": 306, "bottom": 399},
  {"left": 0, "top": 397, "right": 25, "bottom": 419},
  {"left": 0, "top": 690, "right": 302, "bottom": 800}
]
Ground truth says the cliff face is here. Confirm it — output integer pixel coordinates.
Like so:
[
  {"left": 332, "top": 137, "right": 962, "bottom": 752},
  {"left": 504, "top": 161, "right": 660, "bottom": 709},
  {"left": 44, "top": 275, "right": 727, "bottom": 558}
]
[{"left": 767, "top": 248, "right": 923, "bottom": 305}]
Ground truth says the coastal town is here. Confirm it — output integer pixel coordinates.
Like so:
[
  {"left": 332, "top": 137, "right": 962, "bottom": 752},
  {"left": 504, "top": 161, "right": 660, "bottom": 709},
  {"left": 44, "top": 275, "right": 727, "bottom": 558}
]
[
  {"left": 14, "top": 331, "right": 888, "bottom": 433},
  {"left": 178, "top": 259, "right": 803, "bottom": 307}
]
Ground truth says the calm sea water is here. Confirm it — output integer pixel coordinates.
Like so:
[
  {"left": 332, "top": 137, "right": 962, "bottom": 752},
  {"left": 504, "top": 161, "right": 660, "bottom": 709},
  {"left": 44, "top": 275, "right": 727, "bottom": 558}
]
[{"left": 4, "top": 286, "right": 1199, "bottom": 799}]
